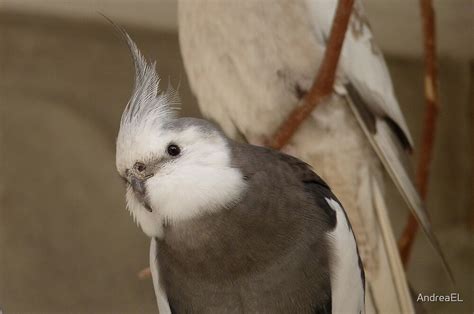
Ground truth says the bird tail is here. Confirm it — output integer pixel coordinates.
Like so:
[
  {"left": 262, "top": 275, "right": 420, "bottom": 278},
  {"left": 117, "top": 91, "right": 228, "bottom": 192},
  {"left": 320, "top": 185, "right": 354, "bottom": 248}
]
[{"left": 344, "top": 84, "right": 454, "bottom": 284}]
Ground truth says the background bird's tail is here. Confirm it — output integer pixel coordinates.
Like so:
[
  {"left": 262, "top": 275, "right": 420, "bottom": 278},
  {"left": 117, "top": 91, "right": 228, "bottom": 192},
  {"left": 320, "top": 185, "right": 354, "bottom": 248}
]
[
  {"left": 344, "top": 84, "right": 454, "bottom": 284},
  {"left": 368, "top": 179, "right": 415, "bottom": 313}
]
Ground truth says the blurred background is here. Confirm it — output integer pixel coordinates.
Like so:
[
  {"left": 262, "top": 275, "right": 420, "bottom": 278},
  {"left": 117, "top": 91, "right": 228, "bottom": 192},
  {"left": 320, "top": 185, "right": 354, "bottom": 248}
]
[{"left": 0, "top": 0, "right": 472, "bottom": 313}]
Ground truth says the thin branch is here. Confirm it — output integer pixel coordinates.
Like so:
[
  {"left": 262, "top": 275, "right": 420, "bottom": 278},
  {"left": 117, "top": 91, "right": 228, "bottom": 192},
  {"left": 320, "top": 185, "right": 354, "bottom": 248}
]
[
  {"left": 268, "top": 0, "right": 355, "bottom": 149},
  {"left": 398, "top": 0, "right": 439, "bottom": 266},
  {"left": 138, "top": 267, "right": 151, "bottom": 279}
]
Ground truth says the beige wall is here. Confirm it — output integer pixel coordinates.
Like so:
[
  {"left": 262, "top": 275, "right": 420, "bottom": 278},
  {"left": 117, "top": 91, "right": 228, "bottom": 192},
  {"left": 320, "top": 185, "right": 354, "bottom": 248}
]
[{"left": 1, "top": 0, "right": 472, "bottom": 59}]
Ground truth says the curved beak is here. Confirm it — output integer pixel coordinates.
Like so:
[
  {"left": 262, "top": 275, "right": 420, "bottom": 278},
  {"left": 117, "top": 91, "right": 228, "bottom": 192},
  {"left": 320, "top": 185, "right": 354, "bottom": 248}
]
[
  {"left": 130, "top": 175, "right": 146, "bottom": 196},
  {"left": 129, "top": 174, "right": 154, "bottom": 212}
]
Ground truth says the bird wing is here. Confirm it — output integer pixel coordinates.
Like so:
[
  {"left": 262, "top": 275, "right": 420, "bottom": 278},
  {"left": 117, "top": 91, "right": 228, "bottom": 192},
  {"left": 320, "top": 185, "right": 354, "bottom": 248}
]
[
  {"left": 272, "top": 151, "right": 365, "bottom": 313},
  {"left": 303, "top": 175, "right": 365, "bottom": 314},
  {"left": 345, "top": 88, "right": 453, "bottom": 282},
  {"left": 305, "top": 0, "right": 413, "bottom": 147},
  {"left": 149, "top": 238, "right": 172, "bottom": 314},
  {"left": 305, "top": 0, "right": 453, "bottom": 280}
]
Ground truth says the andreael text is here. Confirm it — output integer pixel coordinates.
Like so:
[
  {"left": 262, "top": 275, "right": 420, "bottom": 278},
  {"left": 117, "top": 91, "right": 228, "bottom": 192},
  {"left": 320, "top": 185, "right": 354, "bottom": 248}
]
[{"left": 417, "top": 293, "right": 463, "bottom": 303}]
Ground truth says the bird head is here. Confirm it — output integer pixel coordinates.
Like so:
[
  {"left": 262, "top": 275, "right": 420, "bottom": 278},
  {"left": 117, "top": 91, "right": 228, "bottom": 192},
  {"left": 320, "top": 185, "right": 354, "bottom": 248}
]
[{"left": 115, "top": 31, "right": 246, "bottom": 238}]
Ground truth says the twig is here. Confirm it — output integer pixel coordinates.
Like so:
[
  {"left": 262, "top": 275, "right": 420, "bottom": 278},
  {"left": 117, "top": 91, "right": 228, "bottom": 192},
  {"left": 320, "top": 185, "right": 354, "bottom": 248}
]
[
  {"left": 138, "top": 266, "right": 152, "bottom": 279},
  {"left": 398, "top": 0, "right": 439, "bottom": 266},
  {"left": 268, "top": 0, "right": 355, "bottom": 149}
]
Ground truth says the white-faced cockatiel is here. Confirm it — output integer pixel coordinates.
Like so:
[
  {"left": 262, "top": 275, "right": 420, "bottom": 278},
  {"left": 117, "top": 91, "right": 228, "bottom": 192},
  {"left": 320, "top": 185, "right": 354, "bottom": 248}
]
[
  {"left": 178, "top": 0, "right": 450, "bottom": 313},
  {"left": 115, "top": 28, "right": 366, "bottom": 313}
]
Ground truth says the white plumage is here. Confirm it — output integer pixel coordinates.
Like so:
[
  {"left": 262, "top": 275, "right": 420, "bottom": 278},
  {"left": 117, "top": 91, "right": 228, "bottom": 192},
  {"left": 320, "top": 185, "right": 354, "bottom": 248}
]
[{"left": 326, "top": 197, "right": 365, "bottom": 314}]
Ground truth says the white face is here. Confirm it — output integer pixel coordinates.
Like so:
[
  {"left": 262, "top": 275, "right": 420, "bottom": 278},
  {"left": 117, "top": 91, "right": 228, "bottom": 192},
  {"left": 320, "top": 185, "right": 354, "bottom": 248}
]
[{"left": 116, "top": 122, "right": 247, "bottom": 238}]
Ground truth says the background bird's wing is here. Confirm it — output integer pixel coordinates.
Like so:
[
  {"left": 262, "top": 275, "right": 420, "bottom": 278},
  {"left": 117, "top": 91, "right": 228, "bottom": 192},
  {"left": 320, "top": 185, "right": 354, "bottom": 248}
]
[
  {"left": 305, "top": 0, "right": 452, "bottom": 280},
  {"left": 345, "top": 88, "right": 453, "bottom": 282},
  {"left": 305, "top": 0, "right": 413, "bottom": 146},
  {"left": 150, "top": 238, "right": 173, "bottom": 314}
]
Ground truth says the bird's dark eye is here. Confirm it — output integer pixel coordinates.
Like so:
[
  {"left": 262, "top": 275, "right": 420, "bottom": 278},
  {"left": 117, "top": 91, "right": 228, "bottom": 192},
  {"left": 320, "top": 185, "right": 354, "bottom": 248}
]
[
  {"left": 167, "top": 144, "right": 181, "bottom": 156},
  {"left": 134, "top": 162, "right": 146, "bottom": 172}
]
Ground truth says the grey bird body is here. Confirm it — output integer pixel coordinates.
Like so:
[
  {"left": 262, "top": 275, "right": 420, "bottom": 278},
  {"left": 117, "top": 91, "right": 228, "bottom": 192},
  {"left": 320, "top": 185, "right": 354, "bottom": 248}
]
[
  {"left": 159, "top": 144, "right": 340, "bottom": 313},
  {"left": 112, "top": 26, "right": 365, "bottom": 313}
]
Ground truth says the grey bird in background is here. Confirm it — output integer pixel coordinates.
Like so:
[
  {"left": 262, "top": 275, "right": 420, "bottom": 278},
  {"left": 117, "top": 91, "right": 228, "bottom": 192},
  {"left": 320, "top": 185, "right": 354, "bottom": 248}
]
[
  {"left": 115, "top": 29, "right": 365, "bottom": 313},
  {"left": 178, "top": 0, "right": 451, "bottom": 312}
]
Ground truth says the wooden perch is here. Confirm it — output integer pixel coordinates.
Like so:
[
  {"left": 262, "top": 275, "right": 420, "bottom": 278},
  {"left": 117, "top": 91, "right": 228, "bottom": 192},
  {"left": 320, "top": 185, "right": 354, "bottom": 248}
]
[
  {"left": 398, "top": 0, "right": 440, "bottom": 266},
  {"left": 268, "top": 0, "right": 355, "bottom": 149}
]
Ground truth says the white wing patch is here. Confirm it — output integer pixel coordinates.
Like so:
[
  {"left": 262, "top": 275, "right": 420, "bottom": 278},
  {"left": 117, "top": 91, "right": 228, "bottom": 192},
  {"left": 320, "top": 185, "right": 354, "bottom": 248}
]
[{"left": 326, "top": 197, "right": 365, "bottom": 314}]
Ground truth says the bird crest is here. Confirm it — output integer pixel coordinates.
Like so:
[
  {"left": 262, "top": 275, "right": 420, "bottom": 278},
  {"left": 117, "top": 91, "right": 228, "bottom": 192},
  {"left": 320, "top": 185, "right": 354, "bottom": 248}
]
[
  {"left": 119, "top": 30, "right": 179, "bottom": 135},
  {"left": 105, "top": 17, "right": 181, "bottom": 169}
]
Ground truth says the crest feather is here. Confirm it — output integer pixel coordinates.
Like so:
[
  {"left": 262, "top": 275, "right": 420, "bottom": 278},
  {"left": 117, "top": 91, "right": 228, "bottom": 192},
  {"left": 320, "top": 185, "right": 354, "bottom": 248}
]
[
  {"left": 121, "top": 30, "right": 176, "bottom": 128},
  {"left": 103, "top": 15, "right": 177, "bottom": 135}
]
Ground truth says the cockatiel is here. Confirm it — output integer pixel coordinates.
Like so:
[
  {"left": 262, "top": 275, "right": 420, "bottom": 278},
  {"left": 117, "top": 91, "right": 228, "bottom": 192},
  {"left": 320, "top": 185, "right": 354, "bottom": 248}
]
[
  {"left": 115, "top": 29, "right": 365, "bottom": 313},
  {"left": 178, "top": 0, "right": 450, "bottom": 313}
]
